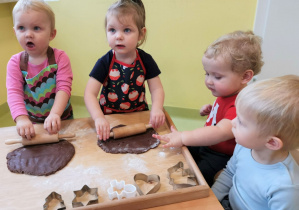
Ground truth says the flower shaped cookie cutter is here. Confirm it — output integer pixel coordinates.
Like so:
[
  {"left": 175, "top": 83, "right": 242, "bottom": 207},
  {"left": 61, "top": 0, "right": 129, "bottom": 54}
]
[{"left": 107, "top": 180, "right": 137, "bottom": 200}]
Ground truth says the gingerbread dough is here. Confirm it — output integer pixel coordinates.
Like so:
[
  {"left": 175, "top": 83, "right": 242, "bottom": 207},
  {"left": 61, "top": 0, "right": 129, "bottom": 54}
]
[
  {"left": 6, "top": 140, "right": 75, "bottom": 176},
  {"left": 98, "top": 125, "right": 160, "bottom": 154}
]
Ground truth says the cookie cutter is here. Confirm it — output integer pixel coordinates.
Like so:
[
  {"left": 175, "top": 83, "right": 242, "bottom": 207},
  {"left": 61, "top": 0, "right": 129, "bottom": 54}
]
[
  {"left": 133, "top": 173, "right": 161, "bottom": 195},
  {"left": 107, "top": 180, "right": 137, "bottom": 200},
  {"left": 43, "top": 191, "right": 66, "bottom": 210},
  {"left": 167, "top": 161, "right": 197, "bottom": 189},
  {"left": 72, "top": 185, "right": 98, "bottom": 208}
]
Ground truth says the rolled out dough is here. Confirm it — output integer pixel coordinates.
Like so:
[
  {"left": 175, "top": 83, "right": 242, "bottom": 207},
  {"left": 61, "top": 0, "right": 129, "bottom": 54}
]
[
  {"left": 98, "top": 125, "right": 160, "bottom": 154},
  {"left": 6, "top": 140, "right": 75, "bottom": 176}
]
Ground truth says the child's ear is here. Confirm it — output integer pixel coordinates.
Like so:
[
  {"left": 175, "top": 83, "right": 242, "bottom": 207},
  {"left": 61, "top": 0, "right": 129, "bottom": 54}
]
[
  {"left": 50, "top": 29, "right": 57, "bottom": 41},
  {"left": 265, "top": 136, "right": 283, "bottom": 151},
  {"left": 241, "top": 69, "right": 254, "bottom": 84},
  {"left": 139, "top": 27, "right": 146, "bottom": 41}
]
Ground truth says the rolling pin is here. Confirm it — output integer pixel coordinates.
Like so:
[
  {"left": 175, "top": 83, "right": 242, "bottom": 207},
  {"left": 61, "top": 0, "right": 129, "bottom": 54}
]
[
  {"left": 5, "top": 133, "right": 76, "bottom": 146},
  {"left": 110, "top": 123, "right": 152, "bottom": 139}
]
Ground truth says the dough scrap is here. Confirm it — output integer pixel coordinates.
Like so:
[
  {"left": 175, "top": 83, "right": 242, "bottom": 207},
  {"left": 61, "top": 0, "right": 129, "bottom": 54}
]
[
  {"left": 98, "top": 125, "right": 159, "bottom": 154},
  {"left": 6, "top": 140, "right": 75, "bottom": 176}
]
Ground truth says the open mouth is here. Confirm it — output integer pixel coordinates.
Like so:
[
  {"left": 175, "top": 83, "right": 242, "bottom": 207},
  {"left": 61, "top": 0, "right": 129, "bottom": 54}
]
[
  {"left": 116, "top": 44, "right": 125, "bottom": 48},
  {"left": 26, "top": 42, "right": 35, "bottom": 49}
]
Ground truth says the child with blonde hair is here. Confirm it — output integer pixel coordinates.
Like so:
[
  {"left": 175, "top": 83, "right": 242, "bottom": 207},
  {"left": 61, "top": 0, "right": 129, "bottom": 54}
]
[
  {"left": 6, "top": 0, "right": 73, "bottom": 139},
  {"left": 153, "top": 31, "right": 263, "bottom": 186},
  {"left": 212, "top": 75, "right": 299, "bottom": 209},
  {"left": 85, "top": 0, "right": 165, "bottom": 140}
]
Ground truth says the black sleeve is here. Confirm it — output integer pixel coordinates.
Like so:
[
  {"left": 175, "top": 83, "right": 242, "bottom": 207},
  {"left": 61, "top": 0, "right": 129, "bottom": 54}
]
[
  {"left": 89, "top": 50, "right": 113, "bottom": 83},
  {"left": 137, "top": 48, "right": 161, "bottom": 80}
]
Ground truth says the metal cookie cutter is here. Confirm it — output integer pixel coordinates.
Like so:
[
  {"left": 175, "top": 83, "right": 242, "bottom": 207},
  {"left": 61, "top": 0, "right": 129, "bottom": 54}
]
[
  {"left": 167, "top": 161, "right": 197, "bottom": 189},
  {"left": 107, "top": 180, "right": 137, "bottom": 200},
  {"left": 72, "top": 185, "right": 98, "bottom": 208},
  {"left": 133, "top": 173, "right": 161, "bottom": 195},
  {"left": 43, "top": 191, "right": 66, "bottom": 210}
]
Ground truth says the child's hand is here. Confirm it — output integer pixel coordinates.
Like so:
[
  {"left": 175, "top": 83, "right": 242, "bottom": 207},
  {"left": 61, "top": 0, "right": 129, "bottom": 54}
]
[
  {"left": 200, "top": 104, "right": 212, "bottom": 116},
  {"left": 95, "top": 117, "right": 110, "bottom": 141},
  {"left": 15, "top": 115, "right": 35, "bottom": 140},
  {"left": 44, "top": 113, "right": 61, "bottom": 134},
  {"left": 152, "top": 126, "right": 183, "bottom": 148},
  {"left": 150, "top": 108, "right": 165, "bottom": 128}
]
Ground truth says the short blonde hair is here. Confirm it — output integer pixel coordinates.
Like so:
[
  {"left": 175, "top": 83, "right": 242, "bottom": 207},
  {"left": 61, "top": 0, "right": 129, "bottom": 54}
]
[
  {"left": 105, "top": 0, "right": 146, "bottom": 47},
  {"left": 236, "top": 75, "right": 299, "bottom": 150},
  {"left": 13, "top": 0, "right": 55, "bottom": 32},
  {"left": 204, "top": 30, "right": 264, "bottom": 75}
]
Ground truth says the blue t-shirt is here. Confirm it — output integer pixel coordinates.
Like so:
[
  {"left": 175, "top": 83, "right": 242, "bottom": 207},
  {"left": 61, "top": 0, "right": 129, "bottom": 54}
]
[{"left": 212, "top": 144, "right": 299, "bottom": 210}]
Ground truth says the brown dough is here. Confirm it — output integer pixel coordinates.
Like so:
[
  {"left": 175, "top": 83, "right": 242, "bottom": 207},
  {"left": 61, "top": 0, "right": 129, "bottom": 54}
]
[
  {"left": 6, "top": 140, "right": 75, "bottom": 176},
  {"left": 98, "top": 125, "right": 160, "bottom": 154}
]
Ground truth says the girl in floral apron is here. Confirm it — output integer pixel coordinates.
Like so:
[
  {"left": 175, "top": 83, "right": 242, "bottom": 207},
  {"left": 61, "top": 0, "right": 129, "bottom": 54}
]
[
  {"left": 6, "top": 0, "right": 73, "bottom": 139},
  {"left": 85, "top": 0, "right": 165, "bottom": 140}
]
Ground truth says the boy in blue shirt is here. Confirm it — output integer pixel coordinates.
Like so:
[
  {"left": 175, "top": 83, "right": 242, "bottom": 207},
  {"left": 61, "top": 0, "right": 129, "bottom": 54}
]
[{"left": 212, "top": 75, "right": 299, "bottom": 210}]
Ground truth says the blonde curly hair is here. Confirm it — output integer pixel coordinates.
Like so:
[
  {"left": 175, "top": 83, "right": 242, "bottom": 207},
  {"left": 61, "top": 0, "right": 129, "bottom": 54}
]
[{"left": 204, "top": 31, "right": 264, "bottom": 75}]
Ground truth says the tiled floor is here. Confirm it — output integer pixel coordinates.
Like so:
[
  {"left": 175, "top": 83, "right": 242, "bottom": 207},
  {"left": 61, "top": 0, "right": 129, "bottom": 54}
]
[{"left": 0, "top": 97, "right": 206, "bottom": 131}]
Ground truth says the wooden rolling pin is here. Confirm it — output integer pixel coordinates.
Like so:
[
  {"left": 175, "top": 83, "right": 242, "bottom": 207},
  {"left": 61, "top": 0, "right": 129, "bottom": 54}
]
[
  {"left": 109, "top": 123, "right": 152, "bottom": 139},
  {"left": 5, "top": 133, "right": 76, "bottom": 146}
]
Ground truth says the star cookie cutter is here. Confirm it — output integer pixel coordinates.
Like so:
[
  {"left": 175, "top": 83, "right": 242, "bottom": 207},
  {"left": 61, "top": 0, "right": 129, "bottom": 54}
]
[
  {"left": 167, "top": 161, "right": 198, "bottom": 189},
  {"left": 72, "top": 185, "right": 98, "bottom": 208},
  {"left": 43, "top": 191, "right": 66, "bottom": 210},
  {"left": 133, "top": 173, "right": 161, "bottom": 195},
  {"left": 107, "top": 180, "right": 137, "bottom": 200}
]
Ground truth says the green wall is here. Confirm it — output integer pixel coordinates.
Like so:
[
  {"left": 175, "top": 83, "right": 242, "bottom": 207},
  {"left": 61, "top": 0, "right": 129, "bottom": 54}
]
[
  {"left": 0, "top": 0, "right": 257, "bottom": 110},
  {"left": 0, "top": 3, "right": 21, "bottom": 106}
]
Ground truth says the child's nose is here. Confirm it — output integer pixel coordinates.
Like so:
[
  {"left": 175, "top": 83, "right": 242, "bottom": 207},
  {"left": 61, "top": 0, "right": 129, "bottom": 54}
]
[
  {"left": 205, "top": 76, "right": 213, "bottom": 85},
  {"left": 25, "top": 30, "right": 33, "bottom": 38},
  {"left": 116, "top": 32, "right": 123, "bottom": 40}
]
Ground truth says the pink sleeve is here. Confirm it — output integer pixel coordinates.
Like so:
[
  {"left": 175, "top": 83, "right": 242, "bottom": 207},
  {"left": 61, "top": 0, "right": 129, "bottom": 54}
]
[
  {"left": 6, "top": 53, "right": 28, "bottom": 121},
  {"left": 54, "top": 49, "right": 73, "bottom": 96}
]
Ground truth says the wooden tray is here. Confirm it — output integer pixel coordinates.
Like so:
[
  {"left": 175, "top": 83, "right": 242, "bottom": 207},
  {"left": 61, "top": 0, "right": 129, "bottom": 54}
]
[{"left": 0, "top": 111, "right": 209, "bottom": 209}]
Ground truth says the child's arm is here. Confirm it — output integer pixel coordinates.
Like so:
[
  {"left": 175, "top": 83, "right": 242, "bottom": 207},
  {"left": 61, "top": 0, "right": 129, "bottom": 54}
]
[
  {"left": 7, "top": 54, "right": 35, "bottom": 139},
  {"left": 44, "top": 49, "right": 73, "bottom": 134},
  {"left": 147, "top": 76, "right": 165, "bottom": 128},
  {"left": 44, "top": 90, "right": 69, "bottom": 134},
  {"left": 84, "top": 77, "right": 110, "bottom": 140},
  {"left": 211, "top": 147, "right": 236, "bottom": 201},
  {"left": 153, "top": 118, "right": 233, "bottom": 148},
  {"left": 200, "top": 104, "right": 212, "bottom": 116},
  {"left": 268, "top": 185, "right": 299, "bottom": 210}
]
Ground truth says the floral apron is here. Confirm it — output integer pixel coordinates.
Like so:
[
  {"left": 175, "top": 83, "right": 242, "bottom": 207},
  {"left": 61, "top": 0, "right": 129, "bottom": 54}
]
[
  {"left": 20, "top": 47, "right": 73, "bottom": 123},
  {"left": 100, "top": 50, "right": 149, "bottom": 114}
]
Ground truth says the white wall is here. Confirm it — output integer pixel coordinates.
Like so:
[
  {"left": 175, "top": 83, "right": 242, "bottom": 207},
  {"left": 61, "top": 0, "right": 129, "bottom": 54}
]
[{"left": 254, "top": 0, "right": 299, "bottom": 80}]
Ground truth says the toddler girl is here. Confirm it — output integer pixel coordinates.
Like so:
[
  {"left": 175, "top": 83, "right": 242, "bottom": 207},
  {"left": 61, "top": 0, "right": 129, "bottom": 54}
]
[
  {"left": 6, "top": 0, "right": 73, "bottom": 139},
  {"left": 85, "top": 0, "right": 165, "bottom": 140}
]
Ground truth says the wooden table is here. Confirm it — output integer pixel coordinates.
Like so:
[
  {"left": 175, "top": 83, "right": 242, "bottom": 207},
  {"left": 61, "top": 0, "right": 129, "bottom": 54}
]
[{"left": 0, "top": 111, "right": 223, "bottom": 209}]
